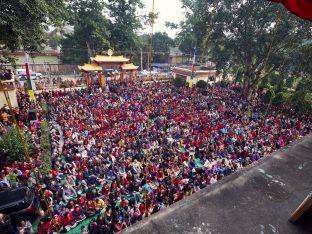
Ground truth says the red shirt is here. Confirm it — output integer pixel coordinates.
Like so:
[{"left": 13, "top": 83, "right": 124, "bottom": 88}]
[
  {"left": 62, "top": 212, "right": 74, "bottom": 226},
  {"left": 78, "top": 196, "right": 87, "bottom": 206},
  {"left": 37, "top": 221, "right": 51, "bottom": 234}
]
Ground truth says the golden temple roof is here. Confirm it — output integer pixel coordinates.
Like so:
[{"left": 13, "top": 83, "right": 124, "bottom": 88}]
[
  {"left": 78, "top": 64, "right": 102, "bottom": 72},
  {"left": 121, "top": 63, "right": 139, "bottom": 70},
  {"left": 91, "top": 55, "right": 129, "bottom": 63}
]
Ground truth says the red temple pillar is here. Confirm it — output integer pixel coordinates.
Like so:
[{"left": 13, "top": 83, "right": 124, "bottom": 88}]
[
  {"left": 86, "top": 71, "right": 91, "bottom": 88},
  {"left": 120, "top": 68, "right": 124, "bottom": 83},
  {"left": 130, "top": 70, "right": 134, "bottom": 84}
]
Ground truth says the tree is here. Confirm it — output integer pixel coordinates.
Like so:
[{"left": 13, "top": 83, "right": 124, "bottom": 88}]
[
  {"left": 291, "top": 78, "right": 312, "bottom": 114},
  {"left": 60, "top": 0, "right": 110, "bottom": 64},
  {"left": 0, "top": 54, "right": 17, "bottom": 70},
  {"left": 196, "top": 80, "right": 208, "bottom": 89},
  {"left": 0, "top": 0, "right": 65, "bottom": 52},
  {"left": 0, "top": 126, "right": 32, "bottom": 162},
  {"left": 173, "top": 76, "right": 185, "bottom": 87},
  {"left": 105, "top": 0, "right": 146, "bottom": 53},
  {"left": 48, "top": 29, "right": 63, "bottom": 50},
  {"left": 178, "top": 0, "right": 312, "bottom": 99},
  {"left": 153, "top": 32, "right": 175, "bottom": 63},
  {"left": 140, "top": 32, "right": 175, "bottom": 64}
]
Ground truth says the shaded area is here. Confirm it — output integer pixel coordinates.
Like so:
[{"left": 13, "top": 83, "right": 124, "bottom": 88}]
[
  {"left": 124, "top": 134, "right": 312, "bottom": 234},
  {"left": 0, "top": 187, "right": 34, "bottom": 215}
]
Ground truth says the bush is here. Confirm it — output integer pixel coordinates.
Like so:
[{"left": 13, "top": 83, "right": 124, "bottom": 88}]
[
  {"left": 39, "top": 119, "right": 52, "bottom": 176},
  {"left": 262, "top": 86, "right": 275, "bottom": 104},
  {"left": 173, "top": 76, "right": 185, "bottom": 87},
  {"left": 196, "top": 80, "right": 207, "bottom": 89},
  {"left": 41, "top": 101, "right": 48, "bottom": 117},
  {"left": 291, "top": 90, "right": 312, "bottom": 114},
  {"left": 272, "top": 92, "right": 287, "bottom": 106},
  {"left": 0, "top": 126, "right": 32, "bottom": 162}
]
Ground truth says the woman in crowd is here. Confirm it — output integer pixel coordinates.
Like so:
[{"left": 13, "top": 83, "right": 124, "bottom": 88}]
[{"left": 0, "top": 81, "right": 311, "bottom": 233}]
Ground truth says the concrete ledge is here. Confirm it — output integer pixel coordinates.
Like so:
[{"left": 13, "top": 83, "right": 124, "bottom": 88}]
[{"left": 123, "top": 134, "right": 312, "bottom": 234}]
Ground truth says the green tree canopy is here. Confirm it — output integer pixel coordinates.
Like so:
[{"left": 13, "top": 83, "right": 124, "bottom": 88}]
[
  {"left": 140, "top": 32, "right": 175, "bottom": 64},
  {"left": 0, "top": 126, "right": 32, "bottom": 162},
  {"left": 173, "top": 76, "right": 185, "bottom": 87},
  {"left": 60, "top": 0, "right": 111, "bottom": 64},
  {"left": 0, "top": 0, "right": 65, "bottom": 52},
  {"left": 106, "top": 0, "right": 145, "bottom": 53},
  {"left": 196, "top": 80, "right": 208, "bottom": 89},
  {"left": 177, "top": 0, "right": 312, "bottom": 99}
]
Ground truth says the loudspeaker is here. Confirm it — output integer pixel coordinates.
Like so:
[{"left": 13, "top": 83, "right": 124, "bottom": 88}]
[{"left": 28, "top": 109, "right": 37, "bottom": 121}]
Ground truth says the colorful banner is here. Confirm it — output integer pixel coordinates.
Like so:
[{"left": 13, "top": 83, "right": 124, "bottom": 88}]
[
  {"left": 25, "top": 52, "right": 35, "bottom": 101},
  {"left": 101, "top": 76, "right": 106, "bottom": 89}
]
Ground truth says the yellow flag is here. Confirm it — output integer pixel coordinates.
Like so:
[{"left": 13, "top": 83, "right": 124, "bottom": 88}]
[
  {"left": 189, "top": 80, "right": 193, "bottom": 89},
  {"left": 28, "top": 90, "right": 35, "bottom": 102}
]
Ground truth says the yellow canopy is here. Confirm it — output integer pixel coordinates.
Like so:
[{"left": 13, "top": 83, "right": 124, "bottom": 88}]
[
  {"left": 78, "top": 64, "right": 102, "bottom": 72},
  {"left": 121, "top": 63, "right": 139, "bottom": 70},
  {"left": 91, "top": 55, "right": 129, "bottom": 63}
]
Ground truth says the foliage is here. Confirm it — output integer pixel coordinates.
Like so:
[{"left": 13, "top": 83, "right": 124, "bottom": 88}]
[
  {"left": 173, "top": 76, "right": 185, "bottom": 87},
  {"left": 0, "top": 126, "right": 32, "bottom": 162},
  {"left": 196, "top": 80, "right": 208, "bottom": 89},
  {"left": 290, "top": 78, "right": 312, "bottom": 114},
  {"left": 0, "top": 54, "right": 17, "bottom": 70},
  {"left": 41, "top": 101, "right": 49, "bottom": 118},
  {"left": 39, "top": 119, "right": 51, "bottom": 176},
  {"left": 140, "top": 32, "right": 175, "bottom": 64},
  {"left": 262, "top": 85, "right": 275, "bottom": 104},
  {"left": 177, "top": 0, "right": 312, "bottom": 98},
  {"left": 48, "top": 30, "right": 63, "bottom": 50},
  {"left": 152, "top": 32, "right": 175, "bottom": 63},
  {"left": 60, "top": 0, "right": 111, "bottom": 64},
  {"left": 0, "top": 0, "right": 65, "bottom": 52},
  {"left": 105, "top": 0, "right": 146, "bottom": 52},
  {"left": 5, "top": 172, "right": 17, "bottom": 186},
  {"left": 272, "top": 92, "right": 288, "bottom": 106}
]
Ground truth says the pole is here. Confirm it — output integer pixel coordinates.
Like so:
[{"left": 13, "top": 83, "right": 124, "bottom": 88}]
[
  {"left": 141, "top": 48, "right": 143, "bottom": 72},
  {"left": 147, "top": 52, "right": 150, "bottom": 71}
]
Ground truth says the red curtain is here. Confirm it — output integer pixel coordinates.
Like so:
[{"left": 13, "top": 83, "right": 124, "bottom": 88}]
[{"left": 269, "top": 0, "right": 312, "bottom": 21}]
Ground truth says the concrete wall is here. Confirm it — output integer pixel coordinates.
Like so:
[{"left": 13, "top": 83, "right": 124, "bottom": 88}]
[
  {"left": 0, "top": 90, "right": 18, "bottom": 108},
  {"left": 13, "top": 55, "right": 60, "bottom": 65},
  {"left": 5, "top": 64, "right": 79, "bottom": 75}
]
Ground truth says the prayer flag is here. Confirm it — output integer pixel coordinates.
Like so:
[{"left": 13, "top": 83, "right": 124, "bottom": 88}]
[
  {"left": 25, "top": 52, "right": 35, "bottom": 101},
  {"left": 269, "top": 0, "right": 312, "bottom": 21}
]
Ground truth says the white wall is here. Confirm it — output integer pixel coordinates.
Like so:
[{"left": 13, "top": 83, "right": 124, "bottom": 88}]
[{"left": 0, "top": 90, "right": 18, "bottom": 108}]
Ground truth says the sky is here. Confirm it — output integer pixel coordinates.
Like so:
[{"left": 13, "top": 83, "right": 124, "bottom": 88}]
[{"left": 140, "top": 0, "right": 184, "bottom": 38}]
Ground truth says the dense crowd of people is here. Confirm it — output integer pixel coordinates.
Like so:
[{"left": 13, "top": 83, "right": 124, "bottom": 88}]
[{"left": 0, "top": 81, "right": 311, "bottom": 233}]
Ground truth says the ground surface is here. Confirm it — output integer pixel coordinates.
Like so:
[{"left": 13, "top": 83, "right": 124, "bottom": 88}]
[{"left": 123, "top": 134, "right": 312, "bottom": 234}]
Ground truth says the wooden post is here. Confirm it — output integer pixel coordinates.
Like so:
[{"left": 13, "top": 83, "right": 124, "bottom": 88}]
[{"left": 289, "top": 192, "right": 312, "bottom": 223}]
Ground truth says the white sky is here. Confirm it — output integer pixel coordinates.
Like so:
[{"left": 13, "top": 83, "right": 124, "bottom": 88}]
[{"left": 140, "top": 0, "right": 184, "bottom": 38}]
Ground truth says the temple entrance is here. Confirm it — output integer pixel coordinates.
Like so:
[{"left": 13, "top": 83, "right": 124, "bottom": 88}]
[{"left": 78, "top": 49, "right": 139, "bottom": 88}]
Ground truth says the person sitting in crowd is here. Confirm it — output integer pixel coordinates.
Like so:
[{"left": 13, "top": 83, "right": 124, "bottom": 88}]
[
  {"left": 0, "top": 81, "right": 310, "bottom": 233},
  {"left": 62, "top": 184, "right": 77, "bottom": 202}
]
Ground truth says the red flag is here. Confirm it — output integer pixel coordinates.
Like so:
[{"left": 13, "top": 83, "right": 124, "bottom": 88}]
[{"left": 269, "top": 0, "right": 312, "bottom": 21}]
